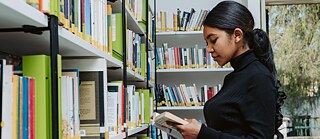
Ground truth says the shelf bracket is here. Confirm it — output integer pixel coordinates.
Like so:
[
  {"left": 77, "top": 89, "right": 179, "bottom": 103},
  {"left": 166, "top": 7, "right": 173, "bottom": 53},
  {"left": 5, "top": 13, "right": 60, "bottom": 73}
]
[{"left": 0, "top": 25, "right": 49, "bottom": 35}]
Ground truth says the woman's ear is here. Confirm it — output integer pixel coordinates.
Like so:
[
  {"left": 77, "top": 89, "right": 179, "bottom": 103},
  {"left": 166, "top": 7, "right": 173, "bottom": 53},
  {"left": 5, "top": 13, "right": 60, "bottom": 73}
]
[{"left": 234, "top": 28, "right": 243, "bottom": 43}]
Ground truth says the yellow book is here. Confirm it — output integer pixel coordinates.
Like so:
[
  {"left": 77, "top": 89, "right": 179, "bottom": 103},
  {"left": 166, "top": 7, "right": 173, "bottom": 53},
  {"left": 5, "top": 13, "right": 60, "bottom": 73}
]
[
  {"left": 12, "top": 75, "right": 19, "bottom": 139},
  {"left": 71, "top": 24, "right": 75, "bottom": 33}
]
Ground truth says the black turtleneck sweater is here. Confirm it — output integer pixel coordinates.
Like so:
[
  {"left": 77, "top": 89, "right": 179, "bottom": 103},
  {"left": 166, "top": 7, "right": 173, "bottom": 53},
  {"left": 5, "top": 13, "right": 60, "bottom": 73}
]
[{"left": 197, "top": 50, "right": 276, "bottom": 139}]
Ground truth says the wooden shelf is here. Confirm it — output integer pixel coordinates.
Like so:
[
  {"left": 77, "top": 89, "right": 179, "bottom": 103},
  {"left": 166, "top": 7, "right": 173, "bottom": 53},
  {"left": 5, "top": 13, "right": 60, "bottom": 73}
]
[
  {"left": 156, "top": 106, "right": 204, "bottom": 110},
  {"left": 157, "top": 67, "right": 233, "bottom": 73}
]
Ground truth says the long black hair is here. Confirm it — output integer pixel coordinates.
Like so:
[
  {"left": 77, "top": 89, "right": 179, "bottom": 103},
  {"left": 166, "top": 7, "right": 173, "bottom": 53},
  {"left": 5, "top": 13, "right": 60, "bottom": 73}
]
[{"left": 203, "top": 1, "right": 286, "bottom": 138}]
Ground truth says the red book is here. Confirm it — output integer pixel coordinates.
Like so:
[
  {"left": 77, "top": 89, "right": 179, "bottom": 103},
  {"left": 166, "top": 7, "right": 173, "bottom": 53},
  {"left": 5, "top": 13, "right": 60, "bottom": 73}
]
[
  {"left": 207, "top": 89, "right": 213, "bottom": 100},
  {"left": 81, "top": 0, "right": 85, "bottom": 32},
  {"left": 121, "top": 85, "right": 125, "bottom": 132},
  {"left": 20, "top": 77, "right": 23, "bottom": 139},
  {"left": 28, "top": 78, "right": 35, "bottom": 139}
]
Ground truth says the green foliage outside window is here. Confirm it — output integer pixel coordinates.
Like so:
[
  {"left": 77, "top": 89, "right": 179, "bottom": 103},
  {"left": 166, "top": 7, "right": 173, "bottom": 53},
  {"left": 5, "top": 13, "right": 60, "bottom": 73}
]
[{"left": 269, "top": 4, "right": 320, "bottom": 119}]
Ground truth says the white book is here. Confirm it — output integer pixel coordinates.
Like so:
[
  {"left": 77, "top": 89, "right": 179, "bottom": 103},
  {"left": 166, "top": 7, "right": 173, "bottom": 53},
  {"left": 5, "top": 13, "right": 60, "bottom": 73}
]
[
  {"left": 204, "top": 85, "right": 208, "bottom": 102},
  {"left": 140, "top": 92, "right": 145, "bottom": 123},
  {"left": 61, "top": 76, "right": 70, "bottom": 138},
  {"left": 90, "top": 0, "right": 95, "bottom": 43},
  {"left": 78, "top": 0, "right": 81, "bottom": 33},
  {"left": 1, "top": 63, "right": 13, "bottom": 139},
  {"left": 175, "top": 85, "right": 185, "bottom": 105},
  {"left": 127, "top": 85, "right": 135, "bottom": 128},
  {"left": 198, "top": 49, "right": 203, "bottom": 67},
  {"left": 42, "top": 0, "right": 50, "bottom": 13},
  {"left": 135, "top": 92, "right": 140, "bottom": 126},
  {"left": 67, "top": 77, "right": 75, "bottom": 138},
  {"left": 107, "top": 88, "right": 118, "bottom": 135},
  {"left": 131, "top": 92, "right": 137, "bottom": 127},
  {"left": 180, "top": 84, "right": 191, "bottom": 105},
  {"left": 107, "top": 82, "right": 123, "bottom": 133}
]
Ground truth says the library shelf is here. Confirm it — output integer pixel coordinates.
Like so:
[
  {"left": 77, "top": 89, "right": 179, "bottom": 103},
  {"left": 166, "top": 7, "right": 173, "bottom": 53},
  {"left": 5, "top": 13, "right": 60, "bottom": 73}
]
[
  {"left": 157, "top": 67, "right": 234, "bottom": 73},
  {"left": 106, "top": 54, "right": 123, "bottom": 68},
  {"left": 109, "top": 132, "right": 126, "bottom": 139},
  {"left": 0, "top": 0, "right": 108, "bottom": 58},
  {"left": 108, "top": 67, "right": 145, "bottom": 82},
  {"left": 128, "top": 124, "right": 149, "bottom": 136},
  {"left": 156, "top": 31, "right": 206, "bottom": 48},
  {"left": 156, "top": 106, "right": 204, "bottom": 110},
  {"left": 128, "top": 80, "right": 155, "bottom": 88},
  {"left": 156, "top": 31, "right": 203, "bottom": 36}
]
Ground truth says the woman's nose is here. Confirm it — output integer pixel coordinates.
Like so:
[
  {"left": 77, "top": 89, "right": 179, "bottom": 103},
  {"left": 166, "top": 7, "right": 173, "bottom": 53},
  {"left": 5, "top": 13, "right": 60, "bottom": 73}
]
[{"left": 206, "top": 47, "right": 214, "bottom": 53}]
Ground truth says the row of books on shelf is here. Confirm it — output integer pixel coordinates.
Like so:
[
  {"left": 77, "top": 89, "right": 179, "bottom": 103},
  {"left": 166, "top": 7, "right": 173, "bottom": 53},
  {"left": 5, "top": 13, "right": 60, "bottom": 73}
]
[
  {"left": 0, "top": 56, "right": 154, "bottom": 139},
  {"left": 155, "top": 84, "right": 222, "bottom": 107},
  {"left": 156, "top": 43, "right": 231, "bottom": 69},
  {"left": 24, "top": 0, "right": 154, "bottom": 61},
  {"left": 156, "top": 8, "right": 209, "bottom": 32}
]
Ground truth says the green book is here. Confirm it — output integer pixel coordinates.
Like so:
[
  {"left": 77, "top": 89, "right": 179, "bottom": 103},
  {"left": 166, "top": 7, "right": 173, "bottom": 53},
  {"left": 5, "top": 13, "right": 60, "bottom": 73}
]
[
  {"left": 23, "top": 55, "right": 51, "bottom": 139},
  {"left": 112, "top": 13, "right": 126, "bottom": 61},
  {"left": 142, "top": 0, "right": 147, "bottom": 22},
  {"left": 57, "top": 55, "right": 62, "bottom": 139},
  {"left": 141, "top": 43, "right": 146, "bottom": 77},
  {"left": 50, "top": 0, "right": 59, "bottom": 17}
]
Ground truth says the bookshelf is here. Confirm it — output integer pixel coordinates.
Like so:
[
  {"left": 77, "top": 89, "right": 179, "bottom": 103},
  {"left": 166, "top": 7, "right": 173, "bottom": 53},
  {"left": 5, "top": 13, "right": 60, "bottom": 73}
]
[
  {"left": 0, "top": 0, "right": 155, "bottom": 139},
  {"left": 156, "top": 31, "right": 205, "bottom": 48},
  {"left": 154, "top": 0, "right": 265, "bottom": 127}
]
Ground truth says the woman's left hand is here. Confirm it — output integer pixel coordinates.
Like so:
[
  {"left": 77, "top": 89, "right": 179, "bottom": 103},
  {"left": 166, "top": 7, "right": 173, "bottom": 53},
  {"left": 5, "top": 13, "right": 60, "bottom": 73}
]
[{"left": 173, "top": 119, "right": 202, "bottom": 139}]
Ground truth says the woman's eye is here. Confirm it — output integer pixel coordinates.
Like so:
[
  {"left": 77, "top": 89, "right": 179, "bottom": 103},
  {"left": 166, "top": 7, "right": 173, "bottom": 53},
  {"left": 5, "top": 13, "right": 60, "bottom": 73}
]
[{"left": 211, "top": 39, "right": 217, "bottom": 44}]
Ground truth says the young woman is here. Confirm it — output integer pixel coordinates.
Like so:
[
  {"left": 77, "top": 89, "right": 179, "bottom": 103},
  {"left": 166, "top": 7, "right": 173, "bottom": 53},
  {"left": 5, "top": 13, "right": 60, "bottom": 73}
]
[{"left": 170, "top": 1, "right": 286, "bottom": 139}]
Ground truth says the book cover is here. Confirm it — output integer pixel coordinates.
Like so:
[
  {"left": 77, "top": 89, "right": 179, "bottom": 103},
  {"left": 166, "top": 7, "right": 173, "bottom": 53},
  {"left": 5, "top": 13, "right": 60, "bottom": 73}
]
[
  {"left": 153, "top": 112, "right": 188, "bottom": 139},
  {"left": 112, "top": 13, "right": 124, "bottom": 61}
]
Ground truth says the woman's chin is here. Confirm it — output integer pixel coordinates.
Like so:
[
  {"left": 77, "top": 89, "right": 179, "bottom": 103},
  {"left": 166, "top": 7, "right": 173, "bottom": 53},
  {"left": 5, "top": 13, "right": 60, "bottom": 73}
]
[{"left": 217, "top": 61, "right": 226, "bottom": 67}]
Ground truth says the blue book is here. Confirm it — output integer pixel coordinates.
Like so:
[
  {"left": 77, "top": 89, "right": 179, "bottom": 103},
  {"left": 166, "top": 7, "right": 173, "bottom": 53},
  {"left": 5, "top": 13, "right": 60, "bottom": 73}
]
[
  {"left": 22, "top": 76, "right": 29, "bottom": 139},
  {"left": 168, "top": 87, "right": 177, "bottom": 105},
  {"left": 171, "top": 86, "right": 181, "bottom": 104},
  {"left": 151, "top": 125, "right": 157, "bottom": 139},
  {"left": 85, "top": 0, "right": 91, "bottom": 38}
]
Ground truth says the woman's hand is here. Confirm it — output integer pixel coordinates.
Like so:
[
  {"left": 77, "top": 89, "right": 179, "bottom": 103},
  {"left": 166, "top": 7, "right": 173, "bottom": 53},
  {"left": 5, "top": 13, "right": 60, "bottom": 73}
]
[{"left": 169, "top": 119, "right": 202, "bottom": 139}]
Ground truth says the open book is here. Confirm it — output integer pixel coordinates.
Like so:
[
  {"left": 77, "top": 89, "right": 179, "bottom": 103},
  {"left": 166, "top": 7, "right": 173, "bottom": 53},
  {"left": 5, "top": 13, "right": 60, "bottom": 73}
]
[{"left": 152, "top": 112, "right": 188, "bottom": 139}]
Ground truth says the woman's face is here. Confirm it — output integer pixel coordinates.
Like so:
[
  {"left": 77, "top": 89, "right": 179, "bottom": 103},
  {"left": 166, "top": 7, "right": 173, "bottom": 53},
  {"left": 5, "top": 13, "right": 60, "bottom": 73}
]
[{"left": 203, "top": 26, "right": 239, "bottom": 66}]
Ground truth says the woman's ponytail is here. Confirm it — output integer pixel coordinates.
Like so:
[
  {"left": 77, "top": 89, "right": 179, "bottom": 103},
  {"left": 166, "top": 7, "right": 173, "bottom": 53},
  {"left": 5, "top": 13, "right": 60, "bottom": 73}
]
[{"left": 252, "top": 28, "right": 287, "bottom": 139}]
